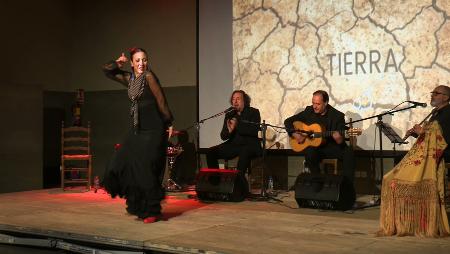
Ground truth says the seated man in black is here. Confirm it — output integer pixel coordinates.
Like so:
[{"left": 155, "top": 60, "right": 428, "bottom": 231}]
[
  {"left": 284, "top": 90, "right": 355, "bottom": 184},
  {"left": 405, "top": 85, "right": 450, "bottom": 163},
  {"left": 206, "top": 90, "right": 262, "bottom": 175}
]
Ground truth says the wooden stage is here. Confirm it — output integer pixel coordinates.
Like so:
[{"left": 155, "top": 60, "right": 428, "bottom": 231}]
[{"left": 0, "top": 188, "right": 449, "bottom": 254}]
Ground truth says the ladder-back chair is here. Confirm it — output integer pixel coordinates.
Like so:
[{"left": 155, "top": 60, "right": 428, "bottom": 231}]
[{"left": 60, "top": 121, "right": 92, "bottom": 190}]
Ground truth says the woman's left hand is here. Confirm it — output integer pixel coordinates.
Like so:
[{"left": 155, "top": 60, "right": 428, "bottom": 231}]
[{"left": 167, "top": 126, "right": 174, "bottom": 140}]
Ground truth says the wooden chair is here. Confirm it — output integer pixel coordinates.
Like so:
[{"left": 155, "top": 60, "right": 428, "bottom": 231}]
[
  {"left": 224, "top": 156, "right": 264, "bottom": 191},
  {"left": 60, "top": 121, "right": 92, "bottom": 190}
]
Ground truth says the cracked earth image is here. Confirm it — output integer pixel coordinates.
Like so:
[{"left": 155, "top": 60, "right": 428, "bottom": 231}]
[{"left": 233, "top": 0, "right": 450, "bottom": 150}]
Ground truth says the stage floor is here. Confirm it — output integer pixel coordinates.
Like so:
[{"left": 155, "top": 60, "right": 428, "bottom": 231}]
[{"left": 0, "top": 188, "right": 449, "bottom": 254}]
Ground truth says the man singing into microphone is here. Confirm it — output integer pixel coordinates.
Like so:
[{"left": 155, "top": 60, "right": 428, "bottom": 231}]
[{"left": 206, "top": 90, "right": 262, "bottom": 175}]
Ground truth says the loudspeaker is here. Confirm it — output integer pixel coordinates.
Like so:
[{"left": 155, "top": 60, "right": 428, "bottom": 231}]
[
  {"left": 196, "top": 168, "right": 248, "bottom": 202},
  {"left": 295, "top": 173, "right": 355, "bottom": 210}
]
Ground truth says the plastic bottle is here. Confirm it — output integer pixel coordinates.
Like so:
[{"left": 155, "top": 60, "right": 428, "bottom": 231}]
[
  {"left": 93, "top": 176, "right": 100, "bottom": 193},
  {"left": 304, "top": 166, "right": 310, "bottom": 174},
  {"left": 303, "top": 160, "right": 310, "bottom": 174},
  {"left": 267, "top": 176, "right": 274, "bottom": 193}
]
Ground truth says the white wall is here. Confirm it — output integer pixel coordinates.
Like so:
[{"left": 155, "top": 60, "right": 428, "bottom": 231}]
[{"left": 198, "top": 0, "right": 233, "bottom": 148}]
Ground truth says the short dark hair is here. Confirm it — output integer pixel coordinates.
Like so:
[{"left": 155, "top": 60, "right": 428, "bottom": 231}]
[
  {"left": 230, "top": 90, "right": 251, "bottom": 107},
  {"left": 313, "top": 90, "right": 329, "bottom": 103}
]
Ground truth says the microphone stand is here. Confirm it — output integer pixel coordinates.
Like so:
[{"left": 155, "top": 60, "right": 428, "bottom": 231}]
[
  {"left": 184, "top": 108, "right": 235, "bottom": 173},
  {"left": 347, "top": 103, "right": 422, "bottom": 208},
  {"left": 241, "top": 119, "right": 286, "bottom": 201}
]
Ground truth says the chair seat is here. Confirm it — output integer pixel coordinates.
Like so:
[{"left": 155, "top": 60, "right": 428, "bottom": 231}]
[
  {"left": 62, "top": 154, "right": 91, "bottom": 160},
  {"left": 64, "top": 179, "right": 89, "bottom": 183}
]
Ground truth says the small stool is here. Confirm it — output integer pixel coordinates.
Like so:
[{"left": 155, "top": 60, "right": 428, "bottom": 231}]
[
  {"left": 321, "top": 158, "right": 338, "bottom": 175},
  {"left": 224, "top": 156, "right": 263, "bottom": 191},
  {"left": 223, "top": 157, "right": 239, "bottom": 170},
  {"left": 300, "top": 159, "right": 338, "bottom": 175},
  {"left": 248, "top": 157, "right": 264, "bottom": 190}
]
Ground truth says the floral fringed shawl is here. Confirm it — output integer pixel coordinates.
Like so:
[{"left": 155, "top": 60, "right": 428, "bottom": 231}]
[{"left": 378, "top": 121, "right": 449, "bottom": 237}]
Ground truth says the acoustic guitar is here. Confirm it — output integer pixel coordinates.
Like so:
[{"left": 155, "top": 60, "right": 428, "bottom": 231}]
[{"left": 289, "top": 121, "right": 362, "bottom": 152}]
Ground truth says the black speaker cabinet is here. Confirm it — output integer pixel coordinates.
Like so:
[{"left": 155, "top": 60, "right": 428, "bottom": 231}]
[
  {"left": 295, "top": 173, "right": 355, "bottom": 210},
  {"left": 196, "top": 168, "right": 248, "bottom": 202}
]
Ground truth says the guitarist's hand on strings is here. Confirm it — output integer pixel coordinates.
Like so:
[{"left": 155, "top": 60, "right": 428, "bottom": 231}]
[{"left": 292, "top": 132, "right": 307, "bottom": 144}]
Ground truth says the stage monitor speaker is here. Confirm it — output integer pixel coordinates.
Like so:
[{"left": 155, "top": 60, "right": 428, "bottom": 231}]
[
  {"left": 196, "top": 168, "right": 248, "bottom": 202},
  {"left": 295, "top": 173, "right": 355, "bottom": 210}
]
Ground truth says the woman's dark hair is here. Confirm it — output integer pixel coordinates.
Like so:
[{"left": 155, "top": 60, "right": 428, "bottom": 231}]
[
  {"left": 128, "top": 47, "right": 147, "bottom": 60},
  {"left": 313, "top": 90, "right": 329, "bottom": 103},
  {"left": 229, "top": 90, "right": 251, "bottom": 107}
]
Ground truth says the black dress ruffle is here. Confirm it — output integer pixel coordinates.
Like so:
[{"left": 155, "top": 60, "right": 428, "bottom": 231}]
[{"left": 103, "top": 129, "right": 166, "bottom": 218}]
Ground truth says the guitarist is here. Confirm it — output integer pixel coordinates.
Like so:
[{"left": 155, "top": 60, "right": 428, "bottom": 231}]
[{"left": 284, "top": 90, "right": 355, "bottom": 184}]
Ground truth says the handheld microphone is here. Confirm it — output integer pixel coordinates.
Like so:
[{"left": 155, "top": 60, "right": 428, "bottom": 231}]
[
  {"left": 224, "top": 106, "right": 236, "bottom": 113},
  {"left": 407, "top": 101, "right": 427, "bottom": 107}
]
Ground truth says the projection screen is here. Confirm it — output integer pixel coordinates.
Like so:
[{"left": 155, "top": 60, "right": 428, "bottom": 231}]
[
  {"left": 232, "top": 0, "right": 450, "bottom": 150},
  {"left": 200, "top": 0, "right": 450, "bottom": 150}
]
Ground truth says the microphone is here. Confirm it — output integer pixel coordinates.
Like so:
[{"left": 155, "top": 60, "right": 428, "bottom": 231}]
[
  {"left": 407, "top": 101, "right": 427, "bottom": 107},
  {"left": 224, "top": 106, "right": 236, "bottom": 113}
]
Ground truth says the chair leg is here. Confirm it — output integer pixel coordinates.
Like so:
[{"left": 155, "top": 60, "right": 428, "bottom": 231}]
[
  {"left": 60, "top": 162, "right": 64, "bottom": 190},
  {"left": 246, "top": 172, "right": 251, "bottom": 192},
  {"left": 87, "top": 158, "right": 92, "bottom": 190}
]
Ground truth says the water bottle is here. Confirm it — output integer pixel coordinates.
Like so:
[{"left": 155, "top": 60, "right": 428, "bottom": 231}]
[
  {"left": 303, "top": 160, "right": 310, "bottom": 174},
  {"left": 304, "top": 166, "right": 310, "bottom": 174},
  {"left": 267, "top": 176, "right": 274, "bottom": 193},
  {"left": 93, "top": 176, "right": 100, "bottom": 193}
]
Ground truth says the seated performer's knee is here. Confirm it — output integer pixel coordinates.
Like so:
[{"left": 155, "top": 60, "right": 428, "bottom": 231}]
[
  {"left": 304, "top": 147, "right": 320, "bottom": 172},
  {"left": 206, "top": 147, "right": 220, "bottom": 168},
  {"left": 304, "top": 147, "right": 319, "bottom": 159}
]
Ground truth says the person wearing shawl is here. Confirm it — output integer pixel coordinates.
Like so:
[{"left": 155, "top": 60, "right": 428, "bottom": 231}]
[
  {"left": 102, "top": 48, "right": 174, "bottom": 223},
  {"left": 378, "top": 85, "right": 450, "bottom": 237}
]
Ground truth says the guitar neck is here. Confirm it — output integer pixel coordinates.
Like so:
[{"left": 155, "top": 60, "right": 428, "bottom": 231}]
[{"left": 315, "top": 129, "right": 346, "bottom": 138}]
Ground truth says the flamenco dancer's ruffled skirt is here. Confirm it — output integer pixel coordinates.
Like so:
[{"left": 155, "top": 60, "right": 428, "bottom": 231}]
[{"left": 103, "top": 129, "right": 166, "bottom": 219}]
